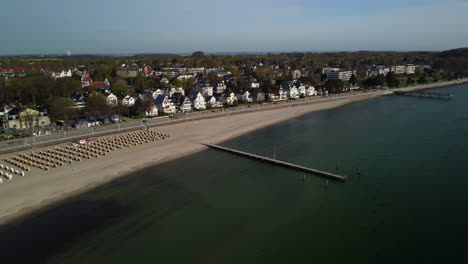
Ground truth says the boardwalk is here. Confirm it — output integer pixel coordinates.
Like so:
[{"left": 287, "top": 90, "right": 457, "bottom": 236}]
[{"left": 203, "top": 143, "right": 346, "bottom": 182}]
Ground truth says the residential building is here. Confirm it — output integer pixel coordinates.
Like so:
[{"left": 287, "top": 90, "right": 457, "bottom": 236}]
[
  {"left": 326, "top": 69, "right": 356, "bottom": 81},
  {"left": 154, "top": 95, "right": 176, "bottom": 114},
  {"left": 405, "top": 64, "right": 416, "bottom": 74},
  {"left": 367, "top": 65, "right": 390, "bottom": 76},
  {"left": 206, "top": 96, "right": 223, "bottom": 108},
  {"left": 105, "top": 93, "right": 118, "bottom": 106},
  {"left": 390, "top": 65, "right": 405, "bottom": 74},
  {"left": 235, "top": 90, "right": 253, "bottom": 103},
  {"left": 2, "top": 107, "right": 50, "bottom": 130},
  {"left": 121, "top": 95, "right": 135, "bottom": 107},
  {"left": 188, "top": 92, "right": 207, "bottom": 110}
]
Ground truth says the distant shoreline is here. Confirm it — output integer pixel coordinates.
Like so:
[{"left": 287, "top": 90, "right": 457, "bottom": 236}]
[{"left": 0, "top": 79, "right": 466, "bottom": 227}]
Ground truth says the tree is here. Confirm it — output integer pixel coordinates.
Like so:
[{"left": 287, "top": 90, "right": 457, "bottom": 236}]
[
  {"left": 112, "top": 83, "right": 128, "bottom": 95},
  {"left": 405, "top": 77, "right": 414, "bottom": 86},
  {"left": 417, "top": 75, "right": 427, "bottom": 84},
  {"left": 53, "top": 77, "right": 81, "bottom": 98},
  {"left": 349, "top": 74, "right": 358, "bottom": 87},
  {"left": 134, "top": 75, "right": 148, "bottom": 93},
  {"left": 374, "top": 74, "right": 386, "bottom": 87},
  {"left": 87, "top": 92, "right": 108, "bottom": 118},
  {"left": 182, "top": 77, "right": 196, "bottom": 94},
  {"left": 325, "top": 79, "right": 346, "bottom": 93},
  {"left": 136, "top": 94, "right": 154, "bottom": 117},
  {"left": 192, "top": 51, "right": 205, "bottom": 58},
  {"left": 49, "top": 97, "right": 76, "bottom": 122},
  {"left": 386, "top": 72, "right": 399, "bottom": 88},
  {"left": 207, "top": 72, "right": 218, "bottom": 83}
]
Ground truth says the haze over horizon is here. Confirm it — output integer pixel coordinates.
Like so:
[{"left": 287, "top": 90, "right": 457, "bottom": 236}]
[{"left": 1, "top": 0, "right": 467, "bottom": 56}]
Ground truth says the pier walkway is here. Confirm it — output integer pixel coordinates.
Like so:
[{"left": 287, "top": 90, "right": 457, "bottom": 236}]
[
  {"left": 394, "top": 91, "right": 453, "bottom": 100},
  {"left": 203, "top": 143, "right": 346, "bottom": 182}
]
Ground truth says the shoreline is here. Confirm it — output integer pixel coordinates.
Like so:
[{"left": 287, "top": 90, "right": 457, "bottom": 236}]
[{"left": 0, "top": 80, "right": 466, "bottom": 227}]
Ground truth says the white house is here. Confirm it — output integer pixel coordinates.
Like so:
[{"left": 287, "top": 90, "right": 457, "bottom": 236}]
[
  {"left": 152, "top": 89, "right": 165, "bottom": 99},
  {"left": 235, "top": 90, "right": 253, "bottom": 103},
  {"left": 154, "top": 95, "right": 176, "bottom": 114},
  {"left": 306, "top": 86, "right": 317, "bottom": 96},
  {"left": 289, "top": 86, "right": 299, "bottom": 99},
  {"left": 278, "top": 88, "right": 288, "bottom": 101},
  {"left": 213, "top": 81, "right": 226, "bottom": 94},
  {"left": 177, "top": 74, "right": 194, "bottom": 80},
  {"left": 121, "top": 95, "right": 135, "bottom": 107},
  {"left": 292, "top": 69, "right": 302, "bottom": 79},
  {"left": 188, "top": 92, "right": 206, "bottom": 110},
  {"left": 105, "top": 93, "right": 118, "bottom": 106},
  {"left": 178, "top": 96, "right": 192, "bottom": 113},
  {"left": 251, "top": 81, "right": 260, "bottom": 89},
  {"left": 206, "top": 96, "right": 223, "bottom": 108},
  {"left": 53, "top": 69, "right": 72, "bottom": 79},
  {"left": 297, "top": 85, "right": 306, "bottom": 97},
  {"left": 81, "top": 75, "right": 93, "bottom": 88},
  {"left": 170, "top": 87, "right": 185, "bottom": 97},
  {"left": 160, "top": 77, "right": 170, "bottom": 84},
  {"left": 202, "top": 84, "right": 214, "bottom": 97},
  {"left": 223, "top": 91, "right": 238, "bottom": 105}
]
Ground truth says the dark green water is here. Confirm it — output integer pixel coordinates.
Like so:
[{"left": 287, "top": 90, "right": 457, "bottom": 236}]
[{"left": 1, "top": 85, "right": 468, "bottom": 263}]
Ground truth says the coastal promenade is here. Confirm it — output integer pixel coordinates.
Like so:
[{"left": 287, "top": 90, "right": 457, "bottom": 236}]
[{"left": 1, "top": 78, "right": 464, "bottom": 154}]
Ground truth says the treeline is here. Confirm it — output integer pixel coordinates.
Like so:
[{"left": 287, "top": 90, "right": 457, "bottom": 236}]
[{"left": 0, "top": 75, "right": 81, "bottom": 106}]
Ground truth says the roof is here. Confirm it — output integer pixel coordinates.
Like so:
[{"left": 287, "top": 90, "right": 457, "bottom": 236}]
[
  {"left": 7, "top": 107, "right": 47, "bottom": 116},
  {"left": 187, "top": 92, "right": 200, "bottom": 102},
  {"left": 154, "top": 94, "right": 166, "bottom": 104}
]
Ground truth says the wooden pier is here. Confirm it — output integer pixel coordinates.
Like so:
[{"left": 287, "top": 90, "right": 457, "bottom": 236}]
[
  {"left": 394, "top": 91, "right": 453, "bottom": 100},
  {"left": 202, "top": 143, "right": 346, "bottom": 182}
]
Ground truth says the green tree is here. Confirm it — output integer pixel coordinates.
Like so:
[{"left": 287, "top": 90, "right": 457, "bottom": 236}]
[
  {"left": 386, "top": 72, "right": 399, "bottom": 88},
  {"left": 349, "top": 74, "right": 358, "bottom": 87},
  {"left": 192, "top": 51, "right": 205, "bottom": 58},
  {"left": 405, "top": 77, "right": 415, "bottom": 86},
  {"left": 417, "top": 76, "right": 427, "bottom": 84},
  {"left": 54, "top": 77, "right": 81, "bottom": 98},
  {"left": 325, "top": 79, "right": 346, "bottom": 93},
  {"left": 134, "top": 76, "right": 148, "bottom": 93},
  {"left": 49, "top": 97, "right": 76, "bottom": 122},
  {"left": 182, "top": 78, "right": 196, "bottom": 94},
  {"left": 112, "top": 83, "right": 128, "bottom": 95},
  {"left": 87, "top": 92, "right": 109, "bottom": 118}
]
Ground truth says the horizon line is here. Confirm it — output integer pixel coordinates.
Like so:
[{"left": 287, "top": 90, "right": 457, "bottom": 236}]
[{"left": 1, "top": 48, "right": 465, "bottom": 58}]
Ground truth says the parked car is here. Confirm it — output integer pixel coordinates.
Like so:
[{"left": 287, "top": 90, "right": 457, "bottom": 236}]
[
  {"left": 74, "top": 121, "right": 90, "bottom": 129},
  {"left": 111, "top": 115, "right": 121, "bottom": 123}
]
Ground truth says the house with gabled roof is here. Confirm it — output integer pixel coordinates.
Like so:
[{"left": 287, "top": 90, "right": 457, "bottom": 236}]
[
  {"left": 235, "top": 90, "right": 253, "bottom": 103},
  {"left": 120, "top": 95, "right": 135, "bottom": 107},
  {"left": 222, "top": 89, "right": 237, "bottom": 105},
  {"left": 188, "top": 92, "right": 206, "bottom": 110},
  {"left": 154, "top": 94, "right": 176, "bottom": 114},
  {"left": 206, "top": 96, "right": 223, "bottom": 108},
  {"left": 2, "top": 107, "right": 50, "bottom": 130},
  {"left": 104, "top": 93, "right": 118, "bottom": 106}
]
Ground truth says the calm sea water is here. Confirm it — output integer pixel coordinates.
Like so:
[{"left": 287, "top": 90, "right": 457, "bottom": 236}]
[{"left": 1, "top": 85, "right": 468, "bottom": 263}]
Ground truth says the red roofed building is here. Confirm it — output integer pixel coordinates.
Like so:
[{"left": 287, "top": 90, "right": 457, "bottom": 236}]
[{"left": 87, "top": 81, "right": 109, "bottom": 93}]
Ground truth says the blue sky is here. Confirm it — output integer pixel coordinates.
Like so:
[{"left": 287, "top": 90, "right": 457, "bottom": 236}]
[{"left": 1, "top": 0, "right": 467, "bottom": 55}]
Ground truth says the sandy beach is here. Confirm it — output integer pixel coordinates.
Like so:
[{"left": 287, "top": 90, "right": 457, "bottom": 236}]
[{"left": 0, "top": 79, "right": 465, "bottom": 226}]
